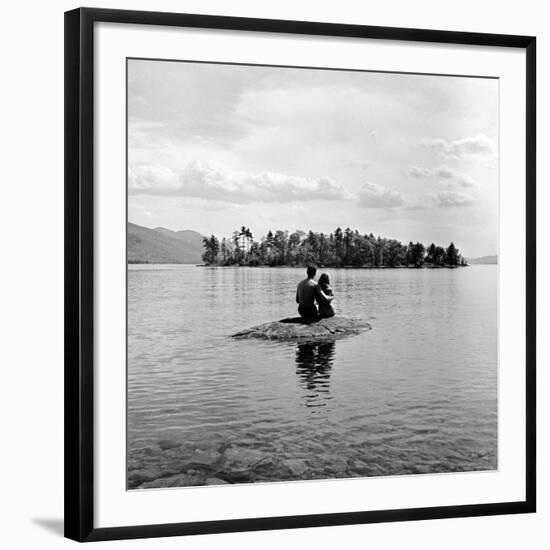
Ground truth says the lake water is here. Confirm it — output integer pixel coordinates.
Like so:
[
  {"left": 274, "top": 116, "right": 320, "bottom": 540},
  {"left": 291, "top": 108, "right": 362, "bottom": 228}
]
[{"left": 127, "top": 265, "right": 498, "bottom": 489}]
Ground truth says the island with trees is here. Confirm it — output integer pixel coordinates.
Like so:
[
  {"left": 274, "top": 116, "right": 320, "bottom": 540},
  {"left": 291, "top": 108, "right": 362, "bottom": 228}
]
[{"left": 201, "top": 226, "right": 467, "bottom": 268}]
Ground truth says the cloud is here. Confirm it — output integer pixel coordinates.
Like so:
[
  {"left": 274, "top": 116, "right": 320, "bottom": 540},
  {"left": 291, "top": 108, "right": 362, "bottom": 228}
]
[
  {"left": 350, "top": 160, "right": 372, "bottom": 170},
  {"left": 128, "top": 161, "right": 352, "bottom": 204},
  {"left": 421, "top": 134, "right": 496, "bottom": 157},
  {"left": 436, "top": 166, "right": 455, "bottom": 178},
  {"left": 357, "top": 182, "right": 405, "bottom": 208},
  {"left": 408, "top": 165, "right": 433, "bottom": 178},
  {"left": 407, "top": 164, "right": 475, "bottom": 187},
  {"left": 129, "top": 203, "right": 155, "bottom": 217},
  {"left": 451, "top": 174, "right": 475, "bottom": 188},
  {"left": 432, "top": 191, "right": 474, "bottom": 208}
]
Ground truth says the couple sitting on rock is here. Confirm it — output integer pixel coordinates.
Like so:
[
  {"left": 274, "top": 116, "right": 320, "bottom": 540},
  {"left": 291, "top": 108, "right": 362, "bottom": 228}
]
[{"left": 296, "top": 266, "right": 335, "bottom": 323}]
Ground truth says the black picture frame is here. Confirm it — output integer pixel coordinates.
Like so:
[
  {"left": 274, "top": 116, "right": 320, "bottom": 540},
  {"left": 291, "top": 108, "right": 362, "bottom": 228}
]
[{"left": 65, "top": 7, "right": 536, "bottom": 543}]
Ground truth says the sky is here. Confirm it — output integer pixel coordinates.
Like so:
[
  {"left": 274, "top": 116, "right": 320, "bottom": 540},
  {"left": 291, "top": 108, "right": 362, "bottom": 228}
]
[{"left": 128, "top": 59, "right": 499, "bottom": 258}]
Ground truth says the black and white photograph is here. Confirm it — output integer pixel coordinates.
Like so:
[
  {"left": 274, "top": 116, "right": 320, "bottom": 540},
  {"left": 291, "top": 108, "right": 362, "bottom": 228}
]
[
  {"left": 0, "top": 0, "right": 544, "bottom": 547},
  {"left": 126, "top": 58, "right": 499, "bottom": 490}
]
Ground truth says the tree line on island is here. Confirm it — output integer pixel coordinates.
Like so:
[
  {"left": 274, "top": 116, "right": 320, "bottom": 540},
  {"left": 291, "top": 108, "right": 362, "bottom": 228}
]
[{"left": 201, "top": 226, "right": 466, "bottom": 268}]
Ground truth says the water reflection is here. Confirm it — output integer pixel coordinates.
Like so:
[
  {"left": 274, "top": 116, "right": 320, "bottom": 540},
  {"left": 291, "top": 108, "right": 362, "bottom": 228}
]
[{"left": 295, "top": 341, "right": 336, "bottom": 408}]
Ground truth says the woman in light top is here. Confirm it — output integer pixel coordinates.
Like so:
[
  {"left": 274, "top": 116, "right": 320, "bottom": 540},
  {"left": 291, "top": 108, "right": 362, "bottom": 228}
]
[{"left": 317, "top": 273, "right": 335, "bottom": 319}]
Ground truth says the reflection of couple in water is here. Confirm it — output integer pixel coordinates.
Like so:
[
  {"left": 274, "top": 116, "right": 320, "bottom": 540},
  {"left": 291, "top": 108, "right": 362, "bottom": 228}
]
[
  {"left": 295, "top": 266, "right": 335, "bottom": 323},
  {"left": 295, "top": 340, "right": 335, "bottom": 407}
]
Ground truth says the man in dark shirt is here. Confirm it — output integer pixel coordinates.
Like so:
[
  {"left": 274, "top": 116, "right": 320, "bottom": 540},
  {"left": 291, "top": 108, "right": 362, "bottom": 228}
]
[{"left": 296, "top": 266, "right": 319, "bottom": 322}]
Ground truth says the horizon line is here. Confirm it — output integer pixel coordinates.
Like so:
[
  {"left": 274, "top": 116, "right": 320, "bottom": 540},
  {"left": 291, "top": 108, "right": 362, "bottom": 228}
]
[{"left": 128, "top": 220, "right": 498, "bottom": 259}]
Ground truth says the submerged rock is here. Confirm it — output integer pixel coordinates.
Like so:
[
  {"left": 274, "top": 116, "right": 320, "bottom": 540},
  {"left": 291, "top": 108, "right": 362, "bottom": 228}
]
[
  {"left": 284, "top": 458, "right": 309, "bottom": 476},
  {"left": 157, "top": 439, "right": 182, "bottom": 451},
  {"left": 128, "top": 467, "right": 164, "bottom": 483},
  {"left": 139, "top": 473, "right": 204, "bottom": 489},
  {"left": 224, "top": 447, "right": 267, "bottom": 468},
  {"left": 205, "top": 477, "right": 229, "bottom": 485},
  {"left": 186, "top": 450, "right": 221, "bottom": 469},
  {"left": 232, "top": 316, "right": 371, "bottom": 342}
]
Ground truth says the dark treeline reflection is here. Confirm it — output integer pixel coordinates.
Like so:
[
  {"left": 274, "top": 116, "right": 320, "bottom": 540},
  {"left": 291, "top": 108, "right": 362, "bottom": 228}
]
[{"left": 295, "top": 341, "right": 336, "bottom": 408}]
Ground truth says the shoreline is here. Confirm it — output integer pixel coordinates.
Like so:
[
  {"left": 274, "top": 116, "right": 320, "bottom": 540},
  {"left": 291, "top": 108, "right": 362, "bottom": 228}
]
[
  {"left": 128, "top": 261, "right": 472, "bottom": 269},
  {"left": 198, "top": 264, "right": 468, "bottom": 269}
]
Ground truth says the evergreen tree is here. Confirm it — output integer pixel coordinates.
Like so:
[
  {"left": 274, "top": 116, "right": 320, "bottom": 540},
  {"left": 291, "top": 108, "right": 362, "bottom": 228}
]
[
  {"left": 433, "top": 246, "right": 445, "bottom": 266},
  {"left": 220, "top": 238, "right": 229, "bottom": 264},
  {"left": 209, "top": 235, "right": 219, "bottom": 263},
  {"left": 201, "top": 236, "right": 212, "bottom": 264},
  {"left": 232, "top": 230, "right": 242, "bottom": 264},
  {"left": 334, "top": 227, "right": 343, "bottom": 262},
  {"left": 412, "top": 242, "right": 425, "bottom": 267},
  {"left": 201, "top": 234, "right": 219, "bottom": 264},
  {"left": 425, "top": 243, "right": 436, "bottom": 264},
  {"left": 445, "top": 242, "right": 459, "bottom": 266},
  {"left": 266, "top": 230, "right": 274, "bottom": 247},
  {"left": 406, "top": 241, "right": 415, "bottom": 265},
  {"left": 344, "top": 227, "right": 353, "bottom": 264}
]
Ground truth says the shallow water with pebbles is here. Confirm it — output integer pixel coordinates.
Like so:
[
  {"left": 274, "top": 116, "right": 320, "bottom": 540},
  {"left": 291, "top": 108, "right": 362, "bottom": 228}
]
[{"left": 128, "top": 265, "right": 497, "bottom": 489}]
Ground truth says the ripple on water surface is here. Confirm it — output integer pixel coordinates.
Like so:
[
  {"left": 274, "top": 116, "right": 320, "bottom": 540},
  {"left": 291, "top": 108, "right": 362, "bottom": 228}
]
[{"left": 127, "top": 265, "right": 498, "bottom": 488}]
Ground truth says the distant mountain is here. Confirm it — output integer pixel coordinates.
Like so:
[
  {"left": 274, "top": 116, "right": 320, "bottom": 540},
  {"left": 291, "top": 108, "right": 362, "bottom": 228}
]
[
  {"left": 467, "top": 255, "right": 498, "bottom": 265},
  {"left": 153, "top": 227, "right": 204, "bottom": 251},
  {"left": 128, "top": 222, "right": 203, "bottom": 264}
]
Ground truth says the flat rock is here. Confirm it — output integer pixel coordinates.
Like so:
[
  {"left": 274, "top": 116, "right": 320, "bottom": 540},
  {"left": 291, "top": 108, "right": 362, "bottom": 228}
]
[{"left": 232, "top": 316, "right": 371, "bottom": 342}]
